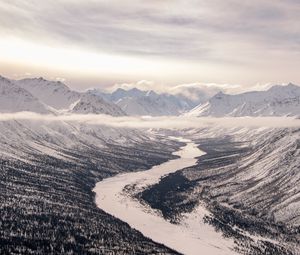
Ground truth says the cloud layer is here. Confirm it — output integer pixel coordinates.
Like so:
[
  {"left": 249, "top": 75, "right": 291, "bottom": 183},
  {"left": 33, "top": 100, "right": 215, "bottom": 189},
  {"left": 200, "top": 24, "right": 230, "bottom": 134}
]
[
  {"left": 0, "top": 1, "right": 300, "bottom": 88},
  {"left": 0, "top": 112, "right": 299, "bottom": 129},
  {"left": 1, "top": 1, "right": 299, "bottom": 58}
]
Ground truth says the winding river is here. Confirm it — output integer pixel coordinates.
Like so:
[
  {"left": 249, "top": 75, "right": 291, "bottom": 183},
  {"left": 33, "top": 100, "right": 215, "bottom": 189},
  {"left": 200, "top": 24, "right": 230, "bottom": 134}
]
[{"left": 93, "top": 138, "right": 238, "bottom": 255}]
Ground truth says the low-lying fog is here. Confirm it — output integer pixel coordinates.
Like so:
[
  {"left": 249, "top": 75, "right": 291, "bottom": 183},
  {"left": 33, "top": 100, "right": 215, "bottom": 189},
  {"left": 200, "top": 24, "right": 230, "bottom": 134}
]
[{"left": 0, "top": 112, "right": 299, "bottom": 129}]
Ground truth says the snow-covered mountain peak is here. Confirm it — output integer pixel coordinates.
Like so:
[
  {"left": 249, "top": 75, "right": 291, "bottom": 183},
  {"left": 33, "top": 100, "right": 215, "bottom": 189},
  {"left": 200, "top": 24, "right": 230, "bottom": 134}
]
[
  {"left": 145, "top": 90, "right": 158, "bottom": 97},
  {"left": 188, "top": 84, "right": 300, "bottom": 117},
  {"left": 71, "top": 93, "right": 126, "bottom": 116},
  {"left": 112, "top": 88, "right": 127, "bottom": 97},
  {"left": 0, "top": 76, "right": 51, "bottom": 113},
  {"left": 19, "top": 77, "right": 69, "bottom": 89},
  {"left": 16, "top": 78, "right": 81, "bottom": 109},
  {"left": 115, "top": 88, "right": 146, "bottom": 99},
  {"left": 212, "top": 91, "right": 226, "bottom": 99},
  {"left": 0, "top": 75, "right": 9, "bottom": 82},
  {"left": 267, "top": 83, "right": 300, "bottom": 95},
  {"left": 0, "top": 76, "right": 127, "bottom": 116},
  {"left": 91, "top": 87, "right": 192, "bottom": 116},
  {"left": 87, "top": 85, "right": 222, "bottom": 116},
  {"left": 286, "top": 82, "right": 297, "bottom": 87},
  {"left": 0, "top": 75, "right": 11, "bottom": 84},
  {"left": 128, "top": 87, "right": 142, "bottom": 94}
]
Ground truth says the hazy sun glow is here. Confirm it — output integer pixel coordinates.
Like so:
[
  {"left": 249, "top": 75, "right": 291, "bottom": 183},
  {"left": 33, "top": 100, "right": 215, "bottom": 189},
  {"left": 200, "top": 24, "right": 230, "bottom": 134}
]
[
  {"left": 0, "top": 36, "right": 229, "bottom": 89},
  {"left": 0, "top": 37, "right": 173, "bottom": 76}
]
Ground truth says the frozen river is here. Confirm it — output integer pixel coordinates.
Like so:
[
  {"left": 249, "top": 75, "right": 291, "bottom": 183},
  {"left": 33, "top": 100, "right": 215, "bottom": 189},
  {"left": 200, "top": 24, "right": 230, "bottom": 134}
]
[{"left": 93, "top": 138, "right": 238, "bottom": 255}]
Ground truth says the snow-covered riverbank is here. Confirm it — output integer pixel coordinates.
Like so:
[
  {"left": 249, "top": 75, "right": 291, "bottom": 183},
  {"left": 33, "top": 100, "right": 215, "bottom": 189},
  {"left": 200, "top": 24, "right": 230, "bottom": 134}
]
[{"left": 93, "top": 138, "right": 238, "bottom": 255}]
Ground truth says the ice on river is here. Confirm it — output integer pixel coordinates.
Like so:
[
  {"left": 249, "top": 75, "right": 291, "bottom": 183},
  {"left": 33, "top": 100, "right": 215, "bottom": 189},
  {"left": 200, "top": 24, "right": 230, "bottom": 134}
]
[{"left": 93, "top": 137, "right": 238, "bottom": 255}]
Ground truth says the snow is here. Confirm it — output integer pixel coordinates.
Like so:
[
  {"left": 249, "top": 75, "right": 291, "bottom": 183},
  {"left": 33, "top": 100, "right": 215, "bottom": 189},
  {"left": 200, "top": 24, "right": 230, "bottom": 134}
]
[
  {"left": 0, "top": 76, "right": 51, "bottom": 114},
  {"left": 5, "top": 75, "right": 300, "bottom": 118},
  {"left": 71, "top": 93, "right": 125, "bottom": 116},
  {"left": 186, "top": 126, "right": 300, "bottom": 226},
  {"left": 188, "top": 83, "right": 300, "bottom": 117},
  {"left": 89, "top": 88, "right": 191, "bottom": 116},
  {"left": 93, "top": 138, "right": 238, "bottom": 255},
  {"left": 16, "top": 77, "right": 81, "bottom": 110},
  {"left": 13, "top": 76, "right": 126, "bottom": 116},
  {"left": 0, "top": 118, "right": 149, "bottom": 163}
]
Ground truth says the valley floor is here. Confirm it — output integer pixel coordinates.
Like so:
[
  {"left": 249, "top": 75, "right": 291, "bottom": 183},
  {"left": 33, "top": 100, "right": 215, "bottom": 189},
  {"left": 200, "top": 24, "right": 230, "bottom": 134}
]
[
  {"left": 93, "top": 137, "right": 237, "bottom": 255},
  {"left": 1, "top": 119, "right": 299, "bottom": 254}
]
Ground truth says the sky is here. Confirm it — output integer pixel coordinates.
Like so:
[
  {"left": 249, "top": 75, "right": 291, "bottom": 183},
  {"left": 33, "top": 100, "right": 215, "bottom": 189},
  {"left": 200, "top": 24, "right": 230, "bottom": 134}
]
[{"left": 0, "top": 0, "right": 300, "bottom": 91}]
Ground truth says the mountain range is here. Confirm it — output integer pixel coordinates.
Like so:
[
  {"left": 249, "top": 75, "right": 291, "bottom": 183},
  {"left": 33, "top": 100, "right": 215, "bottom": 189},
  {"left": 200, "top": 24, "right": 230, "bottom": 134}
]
[
  {"left": 0, "top": 76, "right": 125, "bottom": 116},
  {"left": 89, "top": 88, "right": 192, "bottom": 116},
  {"left": 1, "top": 75, "right": 300, "bottom": 117},
  {"left": 188, "top": 83, "right": 300, "bottom": 117}
]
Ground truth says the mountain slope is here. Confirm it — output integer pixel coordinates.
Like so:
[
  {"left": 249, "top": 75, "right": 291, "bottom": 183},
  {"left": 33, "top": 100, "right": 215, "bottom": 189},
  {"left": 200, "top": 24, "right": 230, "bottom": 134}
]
[
  {"left": 90, "top": 88, "right": 190, "bottom": 116},
  {"left": 16, "top": 77, "right": 81, "bottom": 110},
  {"left": 0, "top": 117, "right": 180, "bottom": 254},
  {"left": 188, "top": 84, "right": 300, "bottom": 117},
  {"left": 16, "top": 77, "right": 126, "bottom": 116},
  {"left": 71, "top": 93, "right": 126, "bottom": 116},
  {"left": 140, "top": 127, "right": 300, "bottom": 254},
  {"left": 0, "top": 76, "right": 51, "bottom": 113},
  {"left": 117, "top": 90, "right": 190, "bottom": 116}
]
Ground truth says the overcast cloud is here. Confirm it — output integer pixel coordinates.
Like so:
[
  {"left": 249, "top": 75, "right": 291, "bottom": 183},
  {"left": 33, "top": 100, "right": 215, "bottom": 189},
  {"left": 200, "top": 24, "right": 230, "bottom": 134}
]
[{"left": 0, "top": 0, "right": 299, "bottom": 89}]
